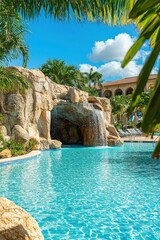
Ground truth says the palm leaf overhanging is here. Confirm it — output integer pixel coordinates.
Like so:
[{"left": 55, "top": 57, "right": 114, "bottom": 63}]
[
  {"left": 0, "top": 68, "right": 30, "bottom": 93},
  {"left": 0, "top": 2, "right": 30, "bottom": 93},
  {"left": 121, "top": 0, "right": 160, "bottom": 158},
  {"left": 0, "top": 3, "right": 29, "bottom": 67},
  {"left": 2, "top": 0, "right": 133, "bottom": 25}
]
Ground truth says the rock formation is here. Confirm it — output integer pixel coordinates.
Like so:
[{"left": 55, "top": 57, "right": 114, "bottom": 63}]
[
  {"left": 0, "top": 197, "right": 44, "bottom": 240},
  {"left": 0, "top": 67, "right": 122, "bottom": 149}
]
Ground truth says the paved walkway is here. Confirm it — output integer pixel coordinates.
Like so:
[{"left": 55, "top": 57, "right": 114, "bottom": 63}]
[{"left": 122, "top": 135, "right": 159, "bottom": 142}]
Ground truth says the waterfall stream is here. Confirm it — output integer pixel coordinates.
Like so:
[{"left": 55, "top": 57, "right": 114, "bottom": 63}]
[
  {"left": 51, "top": 102, "right": 108, "bottom": 146},
  {"left": 88, "top": 109, "right": 108, "bottom": 146}
]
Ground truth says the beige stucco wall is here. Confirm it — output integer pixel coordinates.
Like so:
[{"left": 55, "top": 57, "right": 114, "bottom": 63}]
[{"left": 102, "top": 79, "right": 156, "bottom": 97}]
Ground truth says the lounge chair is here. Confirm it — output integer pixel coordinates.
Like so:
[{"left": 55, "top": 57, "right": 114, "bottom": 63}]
[
  {"left": 126, "top": 128, "right": 139, "bottom": 136},
  {"left": 118, "top": 129, "right": 127, "bottom": 137},
  {"left": 118, "top": 129, "right": 131, "bottom": 137},
  {"left": 135, "top": 128, "right": 143, "bottom": 135}
]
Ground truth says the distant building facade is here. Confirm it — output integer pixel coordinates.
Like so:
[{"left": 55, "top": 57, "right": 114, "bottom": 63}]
[{"left": 98, "top": 74, "right": 157, "bottom": 98}]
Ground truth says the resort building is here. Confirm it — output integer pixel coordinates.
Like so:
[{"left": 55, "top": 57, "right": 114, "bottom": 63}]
[{"left": 99, "top": 74, "right": 157, "bottom": 98}]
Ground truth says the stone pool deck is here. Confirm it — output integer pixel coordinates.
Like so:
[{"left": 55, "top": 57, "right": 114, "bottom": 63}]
[
  {"left": 122, "top": 135, "right": 159, "bottom": 143},
  {"left": 0, "top": 150, "right": 41, "bottom": 164}
]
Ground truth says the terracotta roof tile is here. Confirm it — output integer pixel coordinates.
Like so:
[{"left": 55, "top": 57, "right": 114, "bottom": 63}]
[{"left": 103, "top": 74, "right": 157, "bottom": 87}]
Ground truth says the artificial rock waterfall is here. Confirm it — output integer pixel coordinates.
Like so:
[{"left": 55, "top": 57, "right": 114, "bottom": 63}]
[{"left": 0, "top": 67, "right": 122, "bottom": 149}]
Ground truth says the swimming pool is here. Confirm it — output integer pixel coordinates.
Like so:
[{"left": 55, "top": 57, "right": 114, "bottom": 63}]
[{"left": 0, "top": 143, "right": 160, "bottom": 239}]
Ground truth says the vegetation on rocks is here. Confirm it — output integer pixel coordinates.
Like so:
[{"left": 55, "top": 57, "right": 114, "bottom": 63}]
[
  {"left": 0, "top": 135, "right": 36, "bottom": 158},
  {"left": 40, "top": 59, "right": 102, "bottom": 96}
]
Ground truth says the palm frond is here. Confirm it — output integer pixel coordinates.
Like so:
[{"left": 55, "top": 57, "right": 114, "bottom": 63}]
[
  {"left": 2, "top": 0, "right": 132, "bottom": 25},
  {"left": 0, "top": 3, "right": 29, "bottom": 67},
  {"left": 0, "top": 68, "right": 30, "bottom": 93}
]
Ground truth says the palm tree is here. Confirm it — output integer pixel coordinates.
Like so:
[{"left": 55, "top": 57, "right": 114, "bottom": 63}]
[
  {"left": 40, "top": 59, "right": 64, "bottom": 84},
  {"left": 40, "top": 59, "right": 82, "bottom": 86},
  {"left": 83, "top": 68, "right": 103, "bottom": 87},
  {"left": 92, "top": 72, "right": 103, "bottom": 88},
  {"left": 0, "top": 3, "right": 29, "bottom": 67},
  {"left": 0, "top": 3, "right": 30, "bottom": 111}
]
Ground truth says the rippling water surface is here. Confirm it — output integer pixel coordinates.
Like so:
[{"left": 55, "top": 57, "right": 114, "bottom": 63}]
[{"left": 0, "top": 143, "right": 160, "bottom": 239}]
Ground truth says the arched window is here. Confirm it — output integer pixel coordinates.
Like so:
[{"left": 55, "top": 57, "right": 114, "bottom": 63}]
[
  {"left": 103, "top": 90, "right": 113, "bottom": 98},
  {"left": 126, "top": 87, "right": 133, "bottom": 95},
  {"left": 115, "top": 88, "right": 123, "bottom": 96}
]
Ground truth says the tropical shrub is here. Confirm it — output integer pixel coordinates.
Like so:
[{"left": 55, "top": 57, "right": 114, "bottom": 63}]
[
  {"left": 110, "top": 91, "right": 153, "bottom": 129},
  {"left": 40, "top": 59, "right": 100, "bottom": 96}
]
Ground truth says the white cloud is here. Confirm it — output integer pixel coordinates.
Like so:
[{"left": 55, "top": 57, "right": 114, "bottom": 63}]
[
  {"left": 98, "top": 61, "right": 142, "bottom": 78},
  {"left": 79, "top": 61, "right": 143, "bottom": 79},
  {"left": 79, "top": 64, "right": 98, "bottom": 73},
  {"left": 89, "top": 33, "right": 134, "bottom": 62},
  {"left": 79, "top": 61, "right": 157, "bottom": 81},
  {"left": 79, "top": 33, "right": 158, "bottom": 81}
]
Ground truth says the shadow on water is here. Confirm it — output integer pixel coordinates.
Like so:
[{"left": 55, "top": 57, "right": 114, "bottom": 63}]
[{"left": 106, "top": 150, "right": 160, "bottom": 179}]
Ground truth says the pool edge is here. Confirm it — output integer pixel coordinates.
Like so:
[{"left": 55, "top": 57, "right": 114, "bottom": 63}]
[{"left": 0, "top": 150, "right": 41, "bottom": 164}]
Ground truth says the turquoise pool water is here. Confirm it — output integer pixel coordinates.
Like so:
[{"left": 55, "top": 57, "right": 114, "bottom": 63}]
[{"left": 0, "top": 143, "right": 160, "bottom": 239}]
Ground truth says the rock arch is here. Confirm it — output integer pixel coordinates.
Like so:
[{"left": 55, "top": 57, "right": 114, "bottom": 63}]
[{"left": 0, "top": 67, "right": 122, "bottom": 148}]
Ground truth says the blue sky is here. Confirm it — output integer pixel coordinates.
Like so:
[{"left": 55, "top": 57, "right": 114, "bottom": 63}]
[{"left": 11, "top": 14, "right": 157, "bottom": 82}]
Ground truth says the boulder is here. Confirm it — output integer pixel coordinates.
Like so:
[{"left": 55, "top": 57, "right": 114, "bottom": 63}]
[
  {"left": 40, "top": 138, "right": 49, "bottom": 150},
  {"left": 69, "top": 88, "right": 80, "bottom": 103},
  {"left": 3, "top": 136, "right": 10, "bottom": 142},
  {"left": 108, "top": 135, "right": 118, "bottom": 140},
  {"left": 87, "top": 96, "right": 101, "bottom": 105},
  {"left": 0, "top": 125, "right": 7, "bottom": 136},
  {"left": 92, "top": 103, "right": 103, "bottom": 111},
  {"left": 49, "top": 139, "right": 62, "bottom": 149},
  {"left": 0, "top": 149, "right": 12, "bottom": 159},
  {"left": 0, "top": 197, "right": 44, "bottom": 240},
  {"left": 12, "top": 125, "right": 29, "bottom": 144},
  {"left": 107, "top": 124, "right": 119, "bottom": 138},
  {"left": 108, "top": 138, "right": 123, "bottom": 146}
]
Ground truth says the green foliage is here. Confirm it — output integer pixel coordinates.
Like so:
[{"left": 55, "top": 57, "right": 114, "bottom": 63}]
[
  {"left": 2, "top": 0, "right": 132, "bottom": 25},
  {"left": 0, "top": 68, "right": 30, "bottom": 93},
  {"left": 0, "top": 136, "right": 37, "bottom": 157},
  {"left": 111, "top": 95, "right": 131, "bottom": 115},
  {"left": 0, "top": 114, "right": 4, "bottom": 124},
  {"left": 0, "top": 3, "right": 29, "bottom": 67},
  {"left": 0, "top": 2, "right": 30, "bottom": 94},
  {"left": 5, "top": 140, "right": 25, "bottom": 156},
  {"left": 0, "top": 134, "right": 4, "bottom": 144},
  {"left": 40, "top": 59, "right": 80, "bottom": 85},
  {"left": 110, "top": 91, "right": 153, "bottom": 129},
  {"left": 82, "top": 67, "right": 103, "bottom": 88},
  {"left": 86, "top": 87, "right": 99, "bottom": 97},
  {"left": 26, "top": 139, "right": 37, "bottom": 152},
  {"left": 40, "top": 59, "right": 99, "bottom": 96}
]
